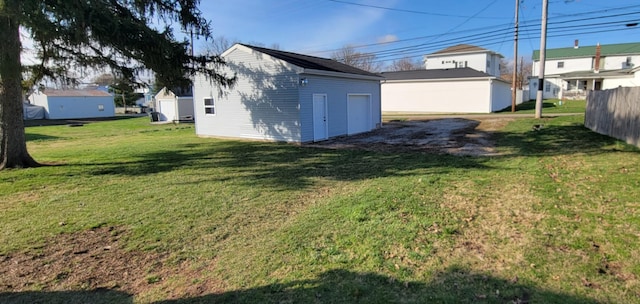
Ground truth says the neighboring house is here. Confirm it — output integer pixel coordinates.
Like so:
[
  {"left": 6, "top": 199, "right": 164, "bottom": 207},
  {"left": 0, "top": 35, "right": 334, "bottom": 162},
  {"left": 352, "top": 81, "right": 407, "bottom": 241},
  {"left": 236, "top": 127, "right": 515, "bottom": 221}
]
[
  {"left": 424, "top": 44, "right": 503, "bottom": 77},
  {"left": 154, "top": 87, "right": 194, "bottom": 122},
  {"left": 28, "top": 89, "right": 115, "bottom": 119},
  {"left": 192, "top": 43, "right": 383, "bottom": 142},
  {"left": 529, "top": 41, "right": 640, "bottom": 100},
  {"left": 381, "top": 68, "right": 512, "bottom": 114}
]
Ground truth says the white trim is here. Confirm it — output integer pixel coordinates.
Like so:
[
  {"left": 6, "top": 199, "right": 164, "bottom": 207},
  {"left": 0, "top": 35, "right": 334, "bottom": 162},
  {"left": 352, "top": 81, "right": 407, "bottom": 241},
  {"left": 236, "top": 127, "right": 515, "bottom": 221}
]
[
  {"left": 203, "top": 96, "right": 215, "bottom": 116},
  {"left": 383, "top": 76, "right": 498, "bottom": 83}
]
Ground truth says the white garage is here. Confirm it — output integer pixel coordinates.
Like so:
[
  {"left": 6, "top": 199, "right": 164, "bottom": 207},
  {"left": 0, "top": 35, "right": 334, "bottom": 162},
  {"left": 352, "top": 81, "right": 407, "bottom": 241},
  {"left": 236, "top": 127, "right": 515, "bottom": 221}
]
[{"left": 381, "top": 68, "right": 512, "bottom": 114}]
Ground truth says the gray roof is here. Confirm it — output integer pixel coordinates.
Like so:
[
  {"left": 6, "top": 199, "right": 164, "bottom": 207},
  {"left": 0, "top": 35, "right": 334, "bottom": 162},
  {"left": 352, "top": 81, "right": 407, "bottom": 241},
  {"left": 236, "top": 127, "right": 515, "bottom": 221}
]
[
  {"left": 427, "top": 44, "right": 503, "bottom": 58},
  {"left": 548, "top": 68, "right": 635, "bottom": 79},
  {"left": 381, "top": 68, "right": 495, "bottom": 80},
  {"left": 240, "top": 44, "right": 381, "bottom": 78},
  {"left": 42, "top": 89, "right": 112, "bottom": 97}
]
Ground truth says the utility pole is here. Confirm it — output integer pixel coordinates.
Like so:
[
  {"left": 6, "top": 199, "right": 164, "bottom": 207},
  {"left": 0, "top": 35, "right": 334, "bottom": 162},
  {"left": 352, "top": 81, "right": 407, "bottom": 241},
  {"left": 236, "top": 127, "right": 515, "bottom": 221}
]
[
  {"left": 535, "top": 0, "right": 549, "bottom": 119},
  {"left": 511, "top": 0, "right": 520, "bottom": 112}
]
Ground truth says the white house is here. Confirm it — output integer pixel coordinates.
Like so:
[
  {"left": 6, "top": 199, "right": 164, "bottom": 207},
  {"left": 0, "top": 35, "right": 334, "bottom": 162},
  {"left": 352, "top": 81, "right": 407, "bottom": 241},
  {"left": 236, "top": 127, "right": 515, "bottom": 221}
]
[
  {"left": 424, "top": 44, "right": 503, "bottom": 77},
  {"left": 28, "top": 89, "right": 115, "bottom": 119},
  {"left": 154, "top": 87, "right": 194, "bottom": 122},
  {"left": 529, "top": 41, "right": 640, "bottom": 100},
  {"left": 193, "top": 44, "right": 383, "bottom": 142},
  {"left": 381, "top": 68, "right": 512, "bottom": 114}
]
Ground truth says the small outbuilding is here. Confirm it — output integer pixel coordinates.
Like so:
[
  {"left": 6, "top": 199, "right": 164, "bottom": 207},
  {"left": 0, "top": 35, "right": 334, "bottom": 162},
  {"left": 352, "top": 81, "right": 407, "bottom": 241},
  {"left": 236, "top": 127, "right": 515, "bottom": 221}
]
[
  {"left": 153, "top": 87, "right": 194, "bottom": 122},
  {"left": 193, "top": 44, "right": 383, "bottom": 142},
  {"left": 23, "top": 102, "right": 45, "bottom": 120},
  {"left": 28, "top": 89, "right": 115, "bottom": 119},
  {"left": 381, "top": 68, "right": 512, "bottom": 114}
]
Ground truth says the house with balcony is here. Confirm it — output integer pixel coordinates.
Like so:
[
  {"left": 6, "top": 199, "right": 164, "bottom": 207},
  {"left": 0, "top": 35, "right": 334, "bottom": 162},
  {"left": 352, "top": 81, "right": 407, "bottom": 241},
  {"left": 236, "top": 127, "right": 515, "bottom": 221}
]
[{"left": 529, "top": 41, "right": 640, "bottom": 100}]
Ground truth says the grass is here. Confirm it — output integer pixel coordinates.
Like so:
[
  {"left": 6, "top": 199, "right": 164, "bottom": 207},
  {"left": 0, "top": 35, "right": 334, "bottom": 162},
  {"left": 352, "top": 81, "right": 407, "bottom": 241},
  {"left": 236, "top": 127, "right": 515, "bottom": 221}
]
[
  {"left": 498, "top": 99, "right": 587, "bottom": 114},
  {"left": 1, "top": 115, "right": 639, "bottom": 303}
]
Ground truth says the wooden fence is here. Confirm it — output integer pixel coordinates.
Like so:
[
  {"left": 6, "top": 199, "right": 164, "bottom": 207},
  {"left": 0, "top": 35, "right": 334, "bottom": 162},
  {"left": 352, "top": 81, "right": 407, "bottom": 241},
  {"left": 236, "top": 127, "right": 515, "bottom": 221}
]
[{"left": 585, "top": 87, "right": 640, "bottom": 147}]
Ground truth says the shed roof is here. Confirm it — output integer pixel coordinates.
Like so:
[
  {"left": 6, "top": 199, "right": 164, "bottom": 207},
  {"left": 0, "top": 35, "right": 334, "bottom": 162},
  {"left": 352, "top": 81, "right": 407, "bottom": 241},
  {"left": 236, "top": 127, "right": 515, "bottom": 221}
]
[
  {"left": 533, "top": 42, "right": 640, "bottom": 60},
  {"left": 239, "top": 44, "right": 381, "bottom": 78},
  {"left": 42, "top": 89, "right": 112, "bottom": 97},
  {"left": 381, "top": 68, "right": 495, "bottom": 81}
]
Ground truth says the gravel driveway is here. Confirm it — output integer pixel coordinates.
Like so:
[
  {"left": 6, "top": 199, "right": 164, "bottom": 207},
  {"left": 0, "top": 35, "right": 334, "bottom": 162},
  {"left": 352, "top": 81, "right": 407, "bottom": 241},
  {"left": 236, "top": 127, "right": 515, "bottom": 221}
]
[{"left": 307, "top": 117, "right": 512, "bottom": 156}]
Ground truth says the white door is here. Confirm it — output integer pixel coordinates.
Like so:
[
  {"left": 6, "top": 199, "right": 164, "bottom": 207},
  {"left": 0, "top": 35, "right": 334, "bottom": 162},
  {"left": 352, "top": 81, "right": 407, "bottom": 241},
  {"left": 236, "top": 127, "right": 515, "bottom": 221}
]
[
  {"left": 158, "top": 100, "right": 175, "bottom": 121},
  {"left": 312, "top": 94, "right": 328, "bottom": 141},
  {"left": 347, "top": 94, "right": 371, "bottom": 135}
]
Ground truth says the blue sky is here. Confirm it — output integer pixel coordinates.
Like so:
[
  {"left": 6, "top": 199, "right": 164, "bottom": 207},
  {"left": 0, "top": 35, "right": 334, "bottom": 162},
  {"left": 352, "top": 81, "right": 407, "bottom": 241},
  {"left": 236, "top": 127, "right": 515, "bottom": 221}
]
[{"left": 194, "top": 0, "right": 640, "bottom": 65}]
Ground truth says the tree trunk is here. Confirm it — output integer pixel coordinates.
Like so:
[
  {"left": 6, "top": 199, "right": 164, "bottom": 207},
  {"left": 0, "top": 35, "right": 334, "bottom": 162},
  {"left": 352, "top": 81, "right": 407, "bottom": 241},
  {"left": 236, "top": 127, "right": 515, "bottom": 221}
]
[{"left": 0, "top": 0, "right": 40, "bottom": 169}]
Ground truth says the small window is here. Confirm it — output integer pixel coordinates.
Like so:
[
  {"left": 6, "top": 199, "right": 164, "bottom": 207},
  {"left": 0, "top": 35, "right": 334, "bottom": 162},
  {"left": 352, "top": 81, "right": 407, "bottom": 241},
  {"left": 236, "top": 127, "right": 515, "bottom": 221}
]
[
  {"left": 204, "top": 97, "right": 215, "bottom": 115},
  {"left": 557, "top": 61, "right": 564, "bottom": 68},
  {"left": 545, "top": 84, "right": 551, "bottom": 92},
  {"left": 98, "top": 104, "right": 104, "bottom": 111}
]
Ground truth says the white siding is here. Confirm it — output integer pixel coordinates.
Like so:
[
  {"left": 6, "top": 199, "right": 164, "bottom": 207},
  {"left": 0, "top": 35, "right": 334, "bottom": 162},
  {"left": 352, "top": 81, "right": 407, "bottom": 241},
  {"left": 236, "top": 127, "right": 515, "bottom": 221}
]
[
  {"left": 425, "top": 53, "right": 488, "bottom": 73},
  {"left": 604, "top": 55, "right": 640, "bottom": 70},
  {"left": 536, "top": 58, "right": 593, "bottom": 76},
  {"left": 156, "top": 97, "right": 194, "bottom": 121},
  {"left": 602, "top": 74, "right": 640, "bottom": 89},
  {"left": 490, "top": 80, "right": 512, "bottom": 112},
  {"left": 382, "top": 79, "right": 495, "bottom": 113},
  {"left": 528, "top": 77, "right": 563, "bottom": 99},
  {"left": 298, "top": 75, "right": 381, "bottom": 142},
  {"left": 193, "top": 48, "right": 302, "bottom": 142}
]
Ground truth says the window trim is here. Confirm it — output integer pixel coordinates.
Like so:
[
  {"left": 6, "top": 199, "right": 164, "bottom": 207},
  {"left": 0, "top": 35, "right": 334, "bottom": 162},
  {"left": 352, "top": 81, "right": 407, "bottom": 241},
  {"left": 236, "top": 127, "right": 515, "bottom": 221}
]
[{"left": 204, "top": 97, "right": 215, "bottom": 115}]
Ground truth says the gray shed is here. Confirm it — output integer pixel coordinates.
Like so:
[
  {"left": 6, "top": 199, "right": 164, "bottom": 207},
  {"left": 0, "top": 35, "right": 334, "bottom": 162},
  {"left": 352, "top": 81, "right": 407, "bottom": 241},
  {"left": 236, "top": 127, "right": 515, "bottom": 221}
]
[{"left": 193, "top": 44, "right": 383, "bottom": 142}]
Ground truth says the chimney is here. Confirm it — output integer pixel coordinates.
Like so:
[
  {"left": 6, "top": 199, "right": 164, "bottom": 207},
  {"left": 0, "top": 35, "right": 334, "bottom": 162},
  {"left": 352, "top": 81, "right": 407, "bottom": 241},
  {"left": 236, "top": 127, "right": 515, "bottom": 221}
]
[
  {"left": 574, "top": 39, "right": 579, "bottom": 49},
  {"left": 594, "top": 43, "right": 601, "bottom": 73}
]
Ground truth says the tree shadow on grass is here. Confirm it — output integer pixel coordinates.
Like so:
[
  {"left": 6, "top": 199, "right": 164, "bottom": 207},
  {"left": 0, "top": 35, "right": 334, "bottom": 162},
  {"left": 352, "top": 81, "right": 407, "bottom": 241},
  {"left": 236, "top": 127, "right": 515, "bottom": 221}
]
[
  {"left": 153, "top": 267, "right": 597, "bottom": 304},
  {"left": 23, "top": 115, "right": 144, "bottom": 127},
  {"left": 494, "top": 122, "right": 639, "bottom": 157},
  {"left": 85, "top": 140, "right": 491, "bottom": 190},
  {"left": 0, "top": 268, "right": 600, "bottom": 304},
  {"left": 25, "top": 133, "right": 62, "bottom": 142},
  {"left": 0, "top": 289, "right": 132, "bottom": 304},
  {"left": 497, "top": 101, "right": 556, "bottom": 113},
  {"left": 77, "top": 117, "right": 639, "bottom": 190}
]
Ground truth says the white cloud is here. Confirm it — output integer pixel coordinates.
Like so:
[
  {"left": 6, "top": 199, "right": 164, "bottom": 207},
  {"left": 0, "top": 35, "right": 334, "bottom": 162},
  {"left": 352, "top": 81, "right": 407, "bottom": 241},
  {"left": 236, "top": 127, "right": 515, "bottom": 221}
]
[{"left": 377, "top": 34, "right": 399, "bottom": 44}]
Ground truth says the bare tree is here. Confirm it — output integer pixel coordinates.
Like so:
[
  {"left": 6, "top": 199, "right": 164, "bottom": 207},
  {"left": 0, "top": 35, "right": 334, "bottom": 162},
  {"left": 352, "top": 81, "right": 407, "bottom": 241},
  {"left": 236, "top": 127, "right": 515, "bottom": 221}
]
[
  {"left": 205, "top": 36, "right": 235, "bottom": 55},
  {"left": 92, "top": 73, "right": 115, "bottom": 86},
  {"left": 388, "top": 57, "right": 422, "bottom": 71},
  {"left": 331, "top": 45, "right": 383, "bottom": 73},
  {"left": 205, "top": 37, "right": 281, "bottom": 55},
  {"left": 500, "top": 57, "right": 532, "bottom": 89}
]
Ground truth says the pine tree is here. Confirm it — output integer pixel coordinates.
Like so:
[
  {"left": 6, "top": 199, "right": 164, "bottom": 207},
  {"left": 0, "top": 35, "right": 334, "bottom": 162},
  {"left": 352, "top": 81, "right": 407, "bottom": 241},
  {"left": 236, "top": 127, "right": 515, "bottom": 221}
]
[{"left": 0, "top": 0, "right": 235, "bottom": 169}]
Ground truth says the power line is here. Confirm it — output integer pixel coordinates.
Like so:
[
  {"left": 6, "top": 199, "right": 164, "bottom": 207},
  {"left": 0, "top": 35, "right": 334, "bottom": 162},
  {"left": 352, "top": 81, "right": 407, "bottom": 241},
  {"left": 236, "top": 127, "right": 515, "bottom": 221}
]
[
  {"left": 326, "top": 0, "right": 506, "bottom": 19},
  {"left": 307, "top": 3, "right": 640, "bottom": 65}
]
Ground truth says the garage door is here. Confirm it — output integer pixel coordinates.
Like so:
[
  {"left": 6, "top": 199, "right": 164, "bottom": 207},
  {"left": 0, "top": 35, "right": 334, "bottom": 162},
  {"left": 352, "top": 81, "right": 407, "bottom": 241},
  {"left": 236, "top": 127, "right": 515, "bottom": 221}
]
[{"left": 347, "top": 94, "right": 371, "bottom": 135}]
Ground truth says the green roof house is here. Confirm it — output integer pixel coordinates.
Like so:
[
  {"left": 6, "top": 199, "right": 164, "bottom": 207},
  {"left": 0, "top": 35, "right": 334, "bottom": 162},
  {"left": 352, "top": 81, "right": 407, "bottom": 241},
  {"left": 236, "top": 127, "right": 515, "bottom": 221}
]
[{"left": 529, "top": 41, "right": 640, "bottom": 100}]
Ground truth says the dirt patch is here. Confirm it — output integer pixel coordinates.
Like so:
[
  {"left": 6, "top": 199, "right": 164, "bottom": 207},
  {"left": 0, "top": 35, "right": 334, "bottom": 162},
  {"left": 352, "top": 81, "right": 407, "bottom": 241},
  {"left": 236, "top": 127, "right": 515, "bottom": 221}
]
[
  {"left": 308, "top": 118, "right": 512, "bottom": 156},
  {"left": 0, "top": 227, "right": 220, "bottom": 300}
]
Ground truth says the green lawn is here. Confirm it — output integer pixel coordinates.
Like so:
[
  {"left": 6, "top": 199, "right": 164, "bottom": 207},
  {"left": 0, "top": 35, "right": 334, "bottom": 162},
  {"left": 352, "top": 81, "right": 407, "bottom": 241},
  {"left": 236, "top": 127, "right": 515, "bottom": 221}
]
[
  {"left": 1, "top": 116, "right": 638, "bottom": 303},
  {"left": 499, "top": 99, "right": 587, "bottom": 114}
]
